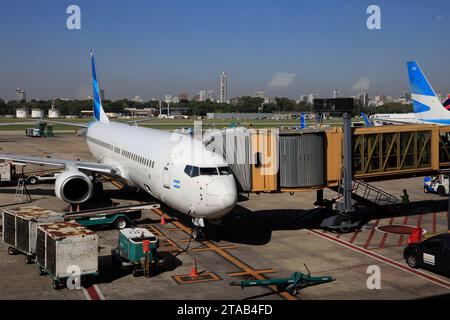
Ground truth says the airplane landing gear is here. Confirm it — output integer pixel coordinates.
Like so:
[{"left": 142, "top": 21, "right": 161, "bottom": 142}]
[
  {"left": 192, "top": 226, "right": 207, "bottom": 241},
  {"left": 192, "top": 218, "right": 207, "bottom": 241}
]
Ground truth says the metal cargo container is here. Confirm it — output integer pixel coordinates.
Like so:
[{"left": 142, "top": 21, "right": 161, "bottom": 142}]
[
  {"left": 36, "top": 221, "right": 98, "bottom": 289},
  {"left": 2, "top": 206, "right": 64, "bottom": 263},
  {"left": 279, "top": 132, "right": 326, "bottom": 188}
]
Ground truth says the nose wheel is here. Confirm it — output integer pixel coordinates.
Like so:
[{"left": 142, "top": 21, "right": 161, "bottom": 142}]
[{"left": 192, "top": 226, "right": 207, "bottom": 241}]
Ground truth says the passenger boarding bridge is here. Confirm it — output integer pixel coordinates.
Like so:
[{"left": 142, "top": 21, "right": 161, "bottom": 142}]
[{"left": 205, "top": 124, "right": 450, "bottom": 193}]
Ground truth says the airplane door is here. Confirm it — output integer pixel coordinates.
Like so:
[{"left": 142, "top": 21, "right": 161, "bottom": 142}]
[{"left": 163, "top": 159, "right": 172, "bottom": 189}]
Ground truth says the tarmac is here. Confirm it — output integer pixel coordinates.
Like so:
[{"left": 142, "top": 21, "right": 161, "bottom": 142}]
[{"left": 0, "top": 132, "right": 449, "bottom": 300}]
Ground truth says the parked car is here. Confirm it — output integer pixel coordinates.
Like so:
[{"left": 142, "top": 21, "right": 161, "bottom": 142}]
[{"left": 403, "top": 233, "right": 450, "bottom": 275}]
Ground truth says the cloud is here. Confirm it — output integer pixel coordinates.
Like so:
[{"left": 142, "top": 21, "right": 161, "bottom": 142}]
[
  {"left": 267, "top": 73, "right": 297, "bottom": 89},
  {"left": 351, "top": 77, "right": 371, "bottom": 91},
  {"left": 436, "top": 15, "right": 443, "bottom": 21}
]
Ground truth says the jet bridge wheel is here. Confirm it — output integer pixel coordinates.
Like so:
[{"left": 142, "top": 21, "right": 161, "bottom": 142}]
[
  {"left": 335, "top": 215, "right": 353, "bottom": 233},
  {"left": 437, "top": 186, "right": 446, "bottom": 197}
]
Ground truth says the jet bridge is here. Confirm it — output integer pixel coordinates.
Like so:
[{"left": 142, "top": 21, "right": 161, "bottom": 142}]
[{"left": 204, "top": 124, "right": 450, "bottom": 193}]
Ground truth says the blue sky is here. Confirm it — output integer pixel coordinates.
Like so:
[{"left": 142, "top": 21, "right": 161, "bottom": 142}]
[{"left": 0, "top": 0, "right": 449, "bottom": 101}]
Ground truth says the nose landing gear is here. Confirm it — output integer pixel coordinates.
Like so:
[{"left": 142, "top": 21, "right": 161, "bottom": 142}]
[{"left": 192, "top": 217, "right": 207, "bottom": 241}]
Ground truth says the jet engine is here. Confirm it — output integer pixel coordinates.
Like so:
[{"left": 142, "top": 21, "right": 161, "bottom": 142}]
[{"left": 55, "top": 169, "right": 93, "bottom": 204}]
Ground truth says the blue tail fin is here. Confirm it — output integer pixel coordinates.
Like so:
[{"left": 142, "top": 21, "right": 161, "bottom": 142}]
[
  {"left": 91, "top": 51, "right": 109, "bottom": 123},
  {"left": 300, "top": 113, "right": 306, "bottom": 129},
  {"left": 360, "top": 112, "right": 373, "bottom": 127},
  {"left": 406, "top": 61, "right": 445, "bottom": 119}
]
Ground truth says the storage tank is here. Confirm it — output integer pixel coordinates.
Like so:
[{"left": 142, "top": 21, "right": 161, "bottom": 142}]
[
  {"left": 31, "top": 108, "right": 43, "bottom": 118},
  {"left": 16, "top": 108, "right": 28, "bottom": 118},
  {"left": 48, "top": 108, "right": 60, "bottom": 118},
  {"left": 279, "top": 131, "right": 326, "bottom": 188}
]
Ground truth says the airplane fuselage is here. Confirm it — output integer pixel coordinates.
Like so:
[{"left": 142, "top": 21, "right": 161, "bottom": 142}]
[{"left": 85, "top": 121, "right": 237, "bottom": 220}]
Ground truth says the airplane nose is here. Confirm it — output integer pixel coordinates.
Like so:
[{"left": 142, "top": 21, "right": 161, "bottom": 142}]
[{"left": 223, "top": 193, "right": 236, "bottom": 208}]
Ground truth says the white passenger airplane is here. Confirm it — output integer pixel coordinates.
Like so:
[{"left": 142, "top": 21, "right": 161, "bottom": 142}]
[
  {"left": 369, "top": 61, "right": 450, "bottom": 126},
  {"left": 0, "top": 52, "right": 238, "bottom": 239}
]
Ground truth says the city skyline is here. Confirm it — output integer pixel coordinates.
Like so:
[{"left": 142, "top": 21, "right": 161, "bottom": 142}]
[{"left": 0, "top": 1, "right": 449, "bottom": 101}]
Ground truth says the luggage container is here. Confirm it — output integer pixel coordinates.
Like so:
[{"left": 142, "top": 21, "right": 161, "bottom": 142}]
[
  {"left": 35, "top": 221, "right": 98, "bottom": 289},
  {"left": 2, "top": 206, "right": 64, "bottom": 263}
]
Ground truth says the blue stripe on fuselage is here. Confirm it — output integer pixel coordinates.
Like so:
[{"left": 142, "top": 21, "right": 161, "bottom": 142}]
[{"left": 419, "top": 119, "right": 450, "bottom": 125}]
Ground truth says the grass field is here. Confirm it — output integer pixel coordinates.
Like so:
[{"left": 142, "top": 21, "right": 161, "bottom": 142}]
[{"left": 0, "top": 117, "right": 345, "bottom": 131}]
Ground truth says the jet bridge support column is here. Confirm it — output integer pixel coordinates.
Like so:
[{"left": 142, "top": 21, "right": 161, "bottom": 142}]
[
  {"left": 343, "top": 112, "right": 353, "bottom": 212},
  {"left": 313, "top": 98, "right": 360, "bottom": 233}
]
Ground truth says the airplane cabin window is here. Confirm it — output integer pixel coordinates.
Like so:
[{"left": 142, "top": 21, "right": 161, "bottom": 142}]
[
  {"left": 218, "top": 166, "right": 232, "bottom": 175},
  {"left": 184, "top": 165, "right": 192, "bottom": 176},
  {"left": 200, "top": 167, "right": 219, "bottom": 176}
]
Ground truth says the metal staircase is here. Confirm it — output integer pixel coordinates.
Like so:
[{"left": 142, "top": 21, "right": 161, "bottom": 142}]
[
  {"left": 14, "top": 178, "right": 31, "bottom": 204},
  {"left": 351, "top": 180, "right": 398, "bottom": 207}
]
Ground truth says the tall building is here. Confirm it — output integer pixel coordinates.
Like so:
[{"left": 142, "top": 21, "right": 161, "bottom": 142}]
[
  {"left": 15, "top": 88, "right": 26, "bottom": 102},
  {"left": 164, "top": 94, "right": 172, "bottom": 104},
  {"left": 178, "top": 92, "right": 189, "bottom": 101},
  {"left": 100, "top": 89, "right": 105, "bottom": 100},
  {"left": 299, "top": 95, "right": 308, "bottom": 104},
  {"left": 132, "top": 95, "right": 144, "bottom": 103},
  {"left": 199, "top": 90, "right": 206, "bottom": 102},
  {"left": 358, "top": 93, "right": 369, "bottom": 109},
  {"left": 404, "top": 91, "right": 411, "bottom": 103},
  {"left": 219, "top": 72, "right": 227, "bottom": 103},
  {"left": 308, "top": 94, "right": 318, "bottom": 105},
  {"left": 206, "top": 90, "right": 215, "bottom": 101},
  {"left": 333, "top": 90, "right": 341, "bottom": 99}
]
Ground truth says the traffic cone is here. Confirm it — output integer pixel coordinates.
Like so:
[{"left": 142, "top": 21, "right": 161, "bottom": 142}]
[
  {"left": 190, "top": 259, "right": 199, "bottom": 279},
  {"left": 408, "top": 227, "right": 422, "bottom": 244},
  {"left": 160, "top": 213, "right": 166, "bottom": 225},
  {"left": 69, "top": 205, "right": 73, "bottom": 213}
]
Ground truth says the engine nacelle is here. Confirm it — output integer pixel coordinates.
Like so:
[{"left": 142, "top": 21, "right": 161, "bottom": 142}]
[{"left": 55, "top": 169, "right": 93, "bottom": 204}]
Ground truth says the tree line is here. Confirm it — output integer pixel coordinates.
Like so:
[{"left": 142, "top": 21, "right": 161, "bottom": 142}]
[{"left": 0, "top": 97, "right": 412, "bottom": 117}]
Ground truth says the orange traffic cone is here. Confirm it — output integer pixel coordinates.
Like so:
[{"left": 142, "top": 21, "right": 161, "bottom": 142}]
[
  {"left": 190, "top": 259, "right": 199, "bottom": 279},
  {"left": 408, "top": 227, "right": 422, "bottom": 244},
  {"left": 160, "top": 213, "right": 166, "bottom": 225}
]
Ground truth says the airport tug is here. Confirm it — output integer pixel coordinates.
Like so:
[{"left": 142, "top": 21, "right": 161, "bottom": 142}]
[{"left": 111, "top": 228, "right": 168, "bottom": 277}]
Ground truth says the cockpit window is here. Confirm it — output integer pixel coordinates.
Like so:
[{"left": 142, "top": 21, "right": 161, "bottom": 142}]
[
  {"left": 200, "top": 167, "right": 219, "bottom": 175},
  {"left": 184, "top": 165, "right": 199, "bottom": 177},
  {"left": 218, "top": 166, "right": 232, "bottom": 175}
]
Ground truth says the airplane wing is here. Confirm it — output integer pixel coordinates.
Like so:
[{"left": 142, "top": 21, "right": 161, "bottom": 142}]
[
  {"left": 125, "top": 117, "right": 156, "bottom": 125},
  {"left": 0, "top": 120, "right": 88, "bottom": 128},
  {"left": 0, "top": 154, "right": 121, "bottom": 176},
  {"left": 0, "top": 121, "right": 38, "bottom": 126},
  {"left": 39, "top": 120, "right": 88, "bottom": 128}
]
